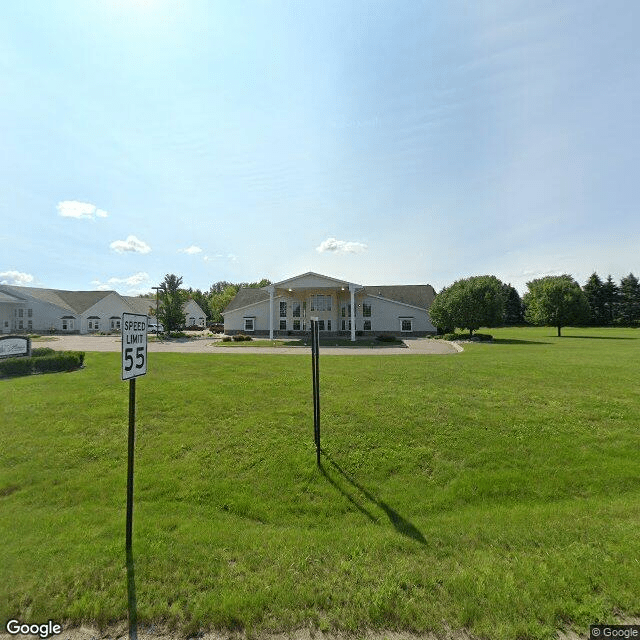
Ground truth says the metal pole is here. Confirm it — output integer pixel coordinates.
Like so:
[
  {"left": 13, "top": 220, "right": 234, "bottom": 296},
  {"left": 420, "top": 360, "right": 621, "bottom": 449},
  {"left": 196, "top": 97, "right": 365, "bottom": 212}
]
[
  {"left": 126, "top": 377, "right": 136, "bottom": 550},
  {"left": 126, "top": 377, "right": 137, "bottom": 640},
  {"left": 311, "top": 319, "right": 320, "bottom": 465}
]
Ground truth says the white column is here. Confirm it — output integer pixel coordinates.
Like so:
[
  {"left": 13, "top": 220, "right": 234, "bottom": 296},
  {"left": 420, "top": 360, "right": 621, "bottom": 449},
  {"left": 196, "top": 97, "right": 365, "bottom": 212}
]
[
  {"left": 349, "top": 283, "right": 356, "bottom": 342},
  {"left": 268, "top": 285, "right": 275, "bottom": 339}
]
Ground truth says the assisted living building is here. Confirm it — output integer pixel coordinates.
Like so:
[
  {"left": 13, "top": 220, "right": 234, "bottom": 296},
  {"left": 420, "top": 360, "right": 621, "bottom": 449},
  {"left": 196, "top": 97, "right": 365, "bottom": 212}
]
[
  {"left": 222, "top": 272, "right": 437, "bottom": 340},
  {"left": 0, "top": 285, "right": 206, "bottom": 334}
]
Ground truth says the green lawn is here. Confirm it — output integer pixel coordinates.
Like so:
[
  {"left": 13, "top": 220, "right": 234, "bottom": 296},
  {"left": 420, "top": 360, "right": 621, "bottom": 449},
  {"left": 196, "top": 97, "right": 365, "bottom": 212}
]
[{"left": 1, "top": 326, "right": 639, "bottom": 639}]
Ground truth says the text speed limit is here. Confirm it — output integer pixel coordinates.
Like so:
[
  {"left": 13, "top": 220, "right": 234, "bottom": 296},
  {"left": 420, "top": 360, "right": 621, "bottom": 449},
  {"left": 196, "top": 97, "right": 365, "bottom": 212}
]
[{"left": 122, "top": 313, "right": 148, "bottom": 380}]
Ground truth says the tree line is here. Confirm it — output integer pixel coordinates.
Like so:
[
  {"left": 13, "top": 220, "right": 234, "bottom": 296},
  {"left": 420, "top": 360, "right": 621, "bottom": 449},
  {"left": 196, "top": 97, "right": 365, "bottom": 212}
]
[{"left": 429, "top": 272, "right": 640, "bottom": 337}]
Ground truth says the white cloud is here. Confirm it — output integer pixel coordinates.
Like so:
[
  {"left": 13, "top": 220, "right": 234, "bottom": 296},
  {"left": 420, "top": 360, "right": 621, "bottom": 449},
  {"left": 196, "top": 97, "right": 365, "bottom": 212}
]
[
  {"left": 180, "top": 245, "right": 203, "bottom": 255},
  {"left": 204, "top": 253, "right": 238, "bottom": 263},
  {"left": 108, "top": 272, "right": 151, "bottom": 286},
  {"left": 92, "top": 272, "right": 151, "bottom": 294},
  {"left": 0, "top": 270, "right": 34, "bottom": 285},
  {"left": 110, "top": 235, "right": 151, "bottom": 254},
  {"left": 57, "top": 200, "right": 108, "bottom": 220},
  {"left": 316, "top": 237, "right": 368, "bottom": 254}
]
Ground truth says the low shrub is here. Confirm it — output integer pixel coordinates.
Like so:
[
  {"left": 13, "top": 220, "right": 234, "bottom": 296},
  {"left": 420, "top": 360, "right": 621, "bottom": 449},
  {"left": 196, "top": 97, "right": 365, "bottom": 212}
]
[
  {"left": 376, "top": 335, "right": 399, "bottom": 343},
  {"left": 0, "top": 351, "right": 85, "bottom": 378},
  {"left": 168, "top": 331, "right": 187, "bottom": 339},
  {"left": 473, "top": 333, "right": 493, "bottom": 341},
  {"left": 0, "top": 357, "right": 33, "bottom": 377},
  {"left": 33, "top": 352, "right": 85, "bottom": 373},
  {"left": 31, "top": 347, "right": 55, "bottom": 357},
  {"left": 222, "top": 336, "right": 232, "bottom": 342},
  {"left": 232, "top": 334, "right": 252, "bottom": 342}
]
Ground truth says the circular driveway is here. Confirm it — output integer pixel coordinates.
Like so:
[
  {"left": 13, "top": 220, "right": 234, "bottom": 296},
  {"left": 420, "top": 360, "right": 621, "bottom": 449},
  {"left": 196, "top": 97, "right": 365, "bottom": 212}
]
[{"left": 42, "top": 335, "right": 461, "bottom": 355}]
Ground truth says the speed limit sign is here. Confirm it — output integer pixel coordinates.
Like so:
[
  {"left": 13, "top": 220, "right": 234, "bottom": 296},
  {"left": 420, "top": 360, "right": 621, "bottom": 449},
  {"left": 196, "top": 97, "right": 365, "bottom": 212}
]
[{"left": 122, "top": 313, "right": 148, "bottom": 380}]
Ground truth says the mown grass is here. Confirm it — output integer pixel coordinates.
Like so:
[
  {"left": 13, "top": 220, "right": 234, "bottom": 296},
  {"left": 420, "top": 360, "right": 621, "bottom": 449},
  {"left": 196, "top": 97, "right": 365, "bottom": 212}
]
[{"left": 1, "top": 326, "right": 639, "bottom": 639}]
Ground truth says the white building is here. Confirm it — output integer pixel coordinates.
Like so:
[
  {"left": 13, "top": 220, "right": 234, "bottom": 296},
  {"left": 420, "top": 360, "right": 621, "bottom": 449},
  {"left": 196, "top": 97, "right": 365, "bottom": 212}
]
[
  {"left": 222, "top": 272, "right": 437, "bottom": 340},
  {"left": 0, "top": 285, "right": 207, "bottom": 334}
]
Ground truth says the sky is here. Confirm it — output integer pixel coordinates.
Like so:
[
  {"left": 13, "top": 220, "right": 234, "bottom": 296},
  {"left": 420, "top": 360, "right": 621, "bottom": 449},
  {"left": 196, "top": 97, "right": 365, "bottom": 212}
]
[{"left": 1, "top": 0, "right": 639, "bottom": 295}]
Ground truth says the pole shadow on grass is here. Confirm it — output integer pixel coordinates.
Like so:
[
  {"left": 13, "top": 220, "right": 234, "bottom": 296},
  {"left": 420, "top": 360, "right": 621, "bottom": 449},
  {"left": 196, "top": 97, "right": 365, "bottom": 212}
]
[{"left": 319, "top": 450, "right": 426, "bottom": 545}]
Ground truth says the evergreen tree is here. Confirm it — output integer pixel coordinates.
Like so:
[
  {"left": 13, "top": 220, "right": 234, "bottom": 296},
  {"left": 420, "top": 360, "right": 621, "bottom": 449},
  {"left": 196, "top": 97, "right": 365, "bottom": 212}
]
[
  {"left": 502, "top": 284, "right": 525, "bottom": 324},
  {"left": 601, "top": 275, "right": 620, "bottom": 325},
  {"left": 618, "top": 273, "right": 640, "bottom": 325},
  {"left": 582, "top": 272, "right": 606, "bottom": 325}
]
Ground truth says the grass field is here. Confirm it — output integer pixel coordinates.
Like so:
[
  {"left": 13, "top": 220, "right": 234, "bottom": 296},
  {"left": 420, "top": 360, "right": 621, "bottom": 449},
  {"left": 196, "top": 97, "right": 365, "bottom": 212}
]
[{"left": 1, "top": 327, "right": 639, "bottom": 639}]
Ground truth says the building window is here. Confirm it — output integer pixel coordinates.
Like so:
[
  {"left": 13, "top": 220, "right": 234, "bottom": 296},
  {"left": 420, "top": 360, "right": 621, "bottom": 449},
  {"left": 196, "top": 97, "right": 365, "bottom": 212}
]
[
  {"left": 293, "top": 319, "right": 301, "bottom": 331},
  {"left": 110, "top": 319, "right": 121, "bottom": 330},
  {"left": 28, "top": 320, "right": 33, "bottom": 330},
  {"left": 363, "top": 303, "right": 372, "bottom": 317},
  {"left": 18, "top": 308, "right": 23, "bottom": 318},
  {"left": 88, "top": 321, "right": 93, "bottom": 330},
  {"left": 327, "top": 320, "right": 331, "bottom": 331},
  {"left": 318, "top": 320, "right": 325, "bottom": 331},
  {"left": 292, "top": 302, "right": 301, "bottom": 318},
  {"left": 310, "top": 295, "right": 331, "bottom": 311},
  {"left": 189, "top": 316, "right": 195, "bottom": 325},
  {"left": 363, "top": 320, "right": 372, "bottom": 331},
  {"left": 244, "top": 318, "right": 254, "bottom": 332},
  {"left": 401, "top": 319, "right": 413, "bottom": 332},
  {"left": 279, "top": 319, "right": 286, "bottom": 330},
  {"left": 27, "top": 309, "right": 33, "bottom": 317},
  {"left": 280, "top": 301, "right": 287, "bottom": 317},
  {"left": 18, "top": 320, "right": 24, "bottom": 329},
  {"left": 341, "top": 304, "right": 351, "bottom": 318},
  {"left": 341, "top": 319, "right": 351, "bottom": 331}
]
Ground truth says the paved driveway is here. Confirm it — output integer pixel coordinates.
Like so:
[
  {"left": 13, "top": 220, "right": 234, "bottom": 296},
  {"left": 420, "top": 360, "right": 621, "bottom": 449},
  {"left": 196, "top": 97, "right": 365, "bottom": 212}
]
[{"left": 42, "top": 335, "right": 461, "bottom": 355}]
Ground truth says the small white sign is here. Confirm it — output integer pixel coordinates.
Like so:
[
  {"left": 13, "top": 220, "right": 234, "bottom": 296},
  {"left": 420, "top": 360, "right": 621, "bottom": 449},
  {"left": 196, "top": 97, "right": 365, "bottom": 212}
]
[{"left": 122, "top": 313, "right": 148, "bottom": 380}]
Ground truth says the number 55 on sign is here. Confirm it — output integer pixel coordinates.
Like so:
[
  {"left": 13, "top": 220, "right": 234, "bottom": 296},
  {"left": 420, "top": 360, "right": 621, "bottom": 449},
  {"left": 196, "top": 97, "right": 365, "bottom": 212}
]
[{"left": 122, "top": 313, "right": 148, "bottom": 380}]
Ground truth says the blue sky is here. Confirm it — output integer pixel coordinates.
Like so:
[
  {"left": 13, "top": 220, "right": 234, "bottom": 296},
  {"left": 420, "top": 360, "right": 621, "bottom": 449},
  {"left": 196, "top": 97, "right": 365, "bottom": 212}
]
[{"left": 1, "top": 0, "right": 639, "bottom": 295}]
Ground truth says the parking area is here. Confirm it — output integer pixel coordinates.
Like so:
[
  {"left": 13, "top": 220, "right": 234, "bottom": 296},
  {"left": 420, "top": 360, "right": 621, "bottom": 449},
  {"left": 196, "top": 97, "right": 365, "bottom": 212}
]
[{"left": 40, "top": 334, "right": 461, "bottom": 355}]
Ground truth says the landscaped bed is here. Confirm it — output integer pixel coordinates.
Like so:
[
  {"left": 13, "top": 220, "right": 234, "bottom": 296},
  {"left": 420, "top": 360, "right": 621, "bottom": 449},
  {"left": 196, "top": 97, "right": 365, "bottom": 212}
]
[{"left": 1, "top": 327, "right": 639, "bottom": 639}]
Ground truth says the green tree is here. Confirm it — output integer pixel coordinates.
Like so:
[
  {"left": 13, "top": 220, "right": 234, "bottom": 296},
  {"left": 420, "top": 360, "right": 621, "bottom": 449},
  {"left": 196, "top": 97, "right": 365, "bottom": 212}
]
[
  {"left": 209, "top": 284, "right": 239, "bottom": 322},
  {"left": 502, "top": 284, "right": 524, "bottom": 324},
  {"left": 582, "top": 272, "right": 606, "bottom": 325},
  {"left": 523, "top": 275, "right": 589, "bottom": 337},
  {"left": 601, "top": 275, "right": 620, "bottom": 325},
  {"left": 158, "top": 274, "right": 187, "bottom": 333},
  {"left": 618, "top": 273, "right": 640, "bottom": 325},
  {"left": 429, "top": 275, "right": 505, "bottom": 337}
]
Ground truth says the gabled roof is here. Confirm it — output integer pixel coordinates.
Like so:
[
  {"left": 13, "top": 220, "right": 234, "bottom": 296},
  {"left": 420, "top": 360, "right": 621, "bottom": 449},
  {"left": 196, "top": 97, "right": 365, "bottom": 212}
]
[
  {"left": 0, "top": 290, "right": 26, "bottom": 304},
  {"left": 55, "top": 290, "right": 117, "bottom": 314},
  {"left": 1, "top": 285, "right": 133, "bottom": 315},
  {"left": 124, "top": 297, "right": 157, "bottom": 315},
  {"left": 364, "top": 285, "right": 436, "bottom": 310},
  {"left": 269, "top": 271, "right": 360, "bottom": 290},
  {"left": 223, "top": 288, "right": 270, "bottom": 314},
  {"left": 222, "top": 275, "right": 437, "bottom": 315},
  {"left": 0, "top": 285, "right": 79, "bottom": 313}
]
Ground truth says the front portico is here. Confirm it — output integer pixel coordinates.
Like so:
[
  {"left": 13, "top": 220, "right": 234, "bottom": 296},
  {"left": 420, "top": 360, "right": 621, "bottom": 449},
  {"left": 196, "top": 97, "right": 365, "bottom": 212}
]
[{"left": 266, "top": 273, "right": 360, "bottom": 341}]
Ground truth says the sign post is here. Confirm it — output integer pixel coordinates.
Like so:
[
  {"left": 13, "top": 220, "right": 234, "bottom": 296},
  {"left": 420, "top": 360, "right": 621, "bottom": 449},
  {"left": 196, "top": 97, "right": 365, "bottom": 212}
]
[
  {"left": 311, "top": 318, "right": 320, "bottom": 466},
  {"left": 121, "top": 313, "right": 147, "bottom": 640}
]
